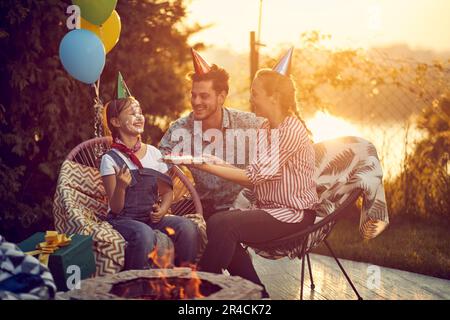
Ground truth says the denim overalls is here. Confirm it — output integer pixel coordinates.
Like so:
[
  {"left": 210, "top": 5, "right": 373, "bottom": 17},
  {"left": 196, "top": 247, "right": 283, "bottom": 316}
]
[
  {"left": 104, "top": 149, "right": 199, "bottom": 269},
  {"left": 106, "top": 149, "right": 173, "bottom": 222}
]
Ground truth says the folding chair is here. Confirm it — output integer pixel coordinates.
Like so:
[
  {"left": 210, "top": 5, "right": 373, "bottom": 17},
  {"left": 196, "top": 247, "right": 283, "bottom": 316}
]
[{"left": 245, "top": 188, "right": 363, "bottom": 300}]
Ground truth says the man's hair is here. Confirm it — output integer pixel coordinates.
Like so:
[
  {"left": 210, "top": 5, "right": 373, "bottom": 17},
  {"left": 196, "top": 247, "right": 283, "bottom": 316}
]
[{"left": 187, "top": 64, "right": 230, "bottom": 95}]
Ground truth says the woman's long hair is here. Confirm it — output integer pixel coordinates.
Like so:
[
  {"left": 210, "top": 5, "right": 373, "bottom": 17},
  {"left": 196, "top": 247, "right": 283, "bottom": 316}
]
[{"left": 255, "top": 69, "right": 313, "bottom": 140}]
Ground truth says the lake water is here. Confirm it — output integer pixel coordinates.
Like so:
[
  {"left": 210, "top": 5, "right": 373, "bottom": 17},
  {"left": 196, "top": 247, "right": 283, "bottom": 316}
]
[{"left": 306, "top": 111, "right": 425, "bottom": 180}]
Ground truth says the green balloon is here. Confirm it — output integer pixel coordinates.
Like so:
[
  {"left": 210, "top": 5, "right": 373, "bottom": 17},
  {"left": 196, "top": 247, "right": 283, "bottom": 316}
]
[{"left": 73, "top": 0, "right": 118, "bottom": 26}]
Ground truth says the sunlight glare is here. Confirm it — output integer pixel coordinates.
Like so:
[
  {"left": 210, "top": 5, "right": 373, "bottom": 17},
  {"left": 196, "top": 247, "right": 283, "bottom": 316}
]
[{"left": 306, "top": 111, "right": 362, "bottom": 143}]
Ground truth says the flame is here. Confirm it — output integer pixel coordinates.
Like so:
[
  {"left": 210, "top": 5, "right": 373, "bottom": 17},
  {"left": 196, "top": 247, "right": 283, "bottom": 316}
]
[
  {"left": 179, "top": 287, "right": 186, "bottom": 299},
  {"left": 148, "top": 272, "right": 177, "bottom": 299},
  {"left": 185, "top": 269, "right": 204, "bottom": 299},
  {"left": 144, "top": 269, "right": 204, "bottom": 299},
  {"left": 165, "top": 227, "right": 176, "bottom": 236},
  {"left": 146, "top": 247, "right": 204, "bottom": 299},
  {"left": 148, "top": 245, "right": 174, "bottom": 269}
]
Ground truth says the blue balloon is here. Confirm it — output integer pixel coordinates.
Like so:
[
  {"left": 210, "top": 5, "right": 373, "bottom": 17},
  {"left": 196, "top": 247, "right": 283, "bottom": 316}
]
[{"left": 59, "top": 29, "right": 105, "bottom": 84}]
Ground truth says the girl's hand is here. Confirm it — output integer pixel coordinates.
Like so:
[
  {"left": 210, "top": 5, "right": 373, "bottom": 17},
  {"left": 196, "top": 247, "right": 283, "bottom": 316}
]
[
  {"left": 150, "top": 203, "right": 167, "bottom": 224},
  {"left": 114, "top": 165, "right": 132, "bottom": 189}
]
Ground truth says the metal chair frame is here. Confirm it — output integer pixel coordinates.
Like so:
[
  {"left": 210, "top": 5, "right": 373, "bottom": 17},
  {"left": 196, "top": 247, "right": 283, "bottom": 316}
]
[{"left": 245, "top": 189, "right": 364, "bottom": 300}]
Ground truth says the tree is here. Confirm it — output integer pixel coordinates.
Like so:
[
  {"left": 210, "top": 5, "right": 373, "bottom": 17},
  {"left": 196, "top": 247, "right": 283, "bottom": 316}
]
[
  {"left": 0, "top": 0, "right": 200, "bottom": 242},
  {"left": 401, "top": 96, "right": 449, "bottom": 217}
]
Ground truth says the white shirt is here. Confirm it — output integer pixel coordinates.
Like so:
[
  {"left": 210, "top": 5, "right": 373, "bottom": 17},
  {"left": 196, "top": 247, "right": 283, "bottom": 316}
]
[{"left": 100, "top": 144, "right": 169, "bottom": 176}]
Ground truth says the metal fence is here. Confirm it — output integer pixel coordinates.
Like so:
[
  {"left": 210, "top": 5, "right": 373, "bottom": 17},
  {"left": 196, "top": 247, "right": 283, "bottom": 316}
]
[{"left": 289, "top": 45, "right": 450, "bottom": 180}]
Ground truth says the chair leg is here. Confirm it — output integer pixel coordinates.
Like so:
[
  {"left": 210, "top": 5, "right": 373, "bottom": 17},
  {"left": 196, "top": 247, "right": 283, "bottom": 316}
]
[
  {"left": 324, "top": 240, "right": 363, "bottom": 300},
  {"left": 300, "top": 254, "right": 305, "bottom": 300},
  {"left": 306, "top": 254, "right": 315, "bottom": 290}
]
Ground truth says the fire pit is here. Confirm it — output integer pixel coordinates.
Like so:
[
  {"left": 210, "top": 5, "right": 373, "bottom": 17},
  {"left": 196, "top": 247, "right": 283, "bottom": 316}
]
[{"left": 56, "top": 268, "right": 263, "bottom": 300}]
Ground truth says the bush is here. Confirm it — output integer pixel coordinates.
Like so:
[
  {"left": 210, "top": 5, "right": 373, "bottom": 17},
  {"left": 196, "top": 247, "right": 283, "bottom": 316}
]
[
  {"left": 385, "top": 96, "right": 450, "bottom": 218},
  {"left": 0, "top": 0, "right": 199, "bottom": 242}
]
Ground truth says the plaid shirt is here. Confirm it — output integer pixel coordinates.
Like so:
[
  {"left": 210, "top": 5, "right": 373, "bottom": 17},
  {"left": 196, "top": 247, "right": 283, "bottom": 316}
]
[{"left": 158, "top": 108, "right": 265, "bottom": 210}]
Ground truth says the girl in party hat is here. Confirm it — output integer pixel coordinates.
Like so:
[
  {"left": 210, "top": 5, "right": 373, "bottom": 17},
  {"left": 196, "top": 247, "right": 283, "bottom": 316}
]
[{"left": 100, "top": 73, "right": 200, "bottom": 270}]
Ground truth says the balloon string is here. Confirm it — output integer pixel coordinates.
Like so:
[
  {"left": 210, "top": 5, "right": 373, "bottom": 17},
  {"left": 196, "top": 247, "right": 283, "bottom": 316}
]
[
  {"left": 93, "top": 78, "right": 101, "bottom": 101},
  {"left": 92, "top": 78, "right": 106, "bottom": 157}
]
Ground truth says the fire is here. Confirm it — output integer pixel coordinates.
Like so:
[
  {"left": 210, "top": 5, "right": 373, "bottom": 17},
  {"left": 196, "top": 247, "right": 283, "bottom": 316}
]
[
  {"left": 146, "top": 247, "right": 204, "bottom": 299},
  {"left": 148, "top": 245, "right": 174, "bottom": 269},
  {"left": 165, "top": 227, "right": 176, "bottom": 236},
  {"left": 147, "top": 275, "right": 176, "bottom": 300},
  {"left": 184, "top": 270, "right": 204, "bottom": 299}
]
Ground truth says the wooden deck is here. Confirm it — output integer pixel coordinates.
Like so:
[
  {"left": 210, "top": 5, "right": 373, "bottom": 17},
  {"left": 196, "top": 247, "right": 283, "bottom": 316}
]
[{"left": 250, "top": 250, "right": 450, "bottom": 300}]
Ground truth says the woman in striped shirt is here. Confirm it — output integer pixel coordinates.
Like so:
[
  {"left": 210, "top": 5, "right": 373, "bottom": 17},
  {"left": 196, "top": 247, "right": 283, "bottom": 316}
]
[{"left": 176, "top": 69, "right": 318, "bottom": 297}]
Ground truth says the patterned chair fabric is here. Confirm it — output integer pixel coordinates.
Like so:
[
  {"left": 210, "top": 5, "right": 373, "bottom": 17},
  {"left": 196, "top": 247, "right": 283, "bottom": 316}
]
[
  {"left": 0, "top": 235, "right": 56, "bottom": 300},
  {"left": 53, "top": 160, "right": 207, "bottom": 276},
  {"left": 53, "top": 160, "right": 125, "bottom": 276},
  {"left": 313, "top": 136, "right": 389, "bottom": 239},
  {"left": 250, "top": 136, "right": 389, "bottom": 260}
]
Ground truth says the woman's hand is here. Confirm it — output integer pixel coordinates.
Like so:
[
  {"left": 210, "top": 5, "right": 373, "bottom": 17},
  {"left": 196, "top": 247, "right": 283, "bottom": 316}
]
[
  {"left": 161, "top": 154, "right": 203, "bottom": 167},
  {"left": 150, "top": 203, "right": 167, "bottom": 224},
  {"left": 160, "top": 153, "right": 251, "bottom": 187},
  {"left": 114, "top": 165, "right": 132, "bottom": 189},
  {"left": 161, "top": 154, "right": 193, "bottom": 165},
  {"left": 201, "top": 154, "right": 226, "bottom": 165},
  {"left": 161, "top": 153, "right": 230, "bottom": 167},
  {"left": 201, "top": 154, "right": 237, "bottom": 168},
  {"left": 194, "top": 163, "right": 253, "bottom": 188}
]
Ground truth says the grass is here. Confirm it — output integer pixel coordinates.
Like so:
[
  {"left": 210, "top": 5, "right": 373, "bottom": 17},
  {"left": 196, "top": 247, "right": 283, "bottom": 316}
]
[{"left": 311, "top": 211, "right": 450, "bottom": 280}]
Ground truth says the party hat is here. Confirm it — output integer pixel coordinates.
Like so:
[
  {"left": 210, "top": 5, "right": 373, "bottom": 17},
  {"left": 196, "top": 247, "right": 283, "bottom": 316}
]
[
  {"left": 116, "top": 71, "right": 132, "bottom": 99},
  {"left": 273, "top": 47, "right": 294, "bottom": 76},
  {"left": 191, "top": 48, "right": 212, "bottom": 75}
]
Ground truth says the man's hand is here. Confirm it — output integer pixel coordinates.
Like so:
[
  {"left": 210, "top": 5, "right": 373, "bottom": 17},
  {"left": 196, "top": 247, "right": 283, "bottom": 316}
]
[
  {"left": 114, "top": 165, "right": 132, "bottom": 189},
  {"left": 150, "top": 203, "right": 168, "bottom": 224}
]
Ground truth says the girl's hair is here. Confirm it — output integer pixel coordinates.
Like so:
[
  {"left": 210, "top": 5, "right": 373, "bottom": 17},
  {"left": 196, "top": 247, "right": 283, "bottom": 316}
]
[
  {"left": 255, "top": 68, "right": 313, "bottom": 140},
  {"left": 103, "top": 96, "right": 140, "bottom": 139}
]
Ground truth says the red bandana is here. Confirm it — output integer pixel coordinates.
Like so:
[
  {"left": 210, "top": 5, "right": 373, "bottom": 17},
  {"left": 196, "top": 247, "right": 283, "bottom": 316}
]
[{"left": 111, "top": 137, "right": 143, "bottom": 169}]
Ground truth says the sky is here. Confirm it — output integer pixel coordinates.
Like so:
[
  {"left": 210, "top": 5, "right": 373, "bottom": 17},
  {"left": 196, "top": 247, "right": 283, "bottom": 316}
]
[{"left": 184, "top": 0, "right": 450, "bottom": 53}]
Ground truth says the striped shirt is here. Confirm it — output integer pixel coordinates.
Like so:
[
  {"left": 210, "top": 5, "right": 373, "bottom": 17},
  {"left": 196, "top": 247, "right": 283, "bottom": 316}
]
[{"left": 245, "top": 116, "right": 319, "bottom": 223}]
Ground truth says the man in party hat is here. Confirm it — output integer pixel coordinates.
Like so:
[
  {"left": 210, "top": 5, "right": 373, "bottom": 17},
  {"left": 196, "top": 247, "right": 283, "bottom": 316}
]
[{"left": 159, "top": 48, "right": 266, "bottom": 220}]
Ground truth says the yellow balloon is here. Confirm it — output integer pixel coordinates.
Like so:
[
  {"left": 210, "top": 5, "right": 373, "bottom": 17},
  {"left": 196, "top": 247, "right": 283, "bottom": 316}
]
[{"left": 81, "top": 10, "right": 121, "bottom": 54}]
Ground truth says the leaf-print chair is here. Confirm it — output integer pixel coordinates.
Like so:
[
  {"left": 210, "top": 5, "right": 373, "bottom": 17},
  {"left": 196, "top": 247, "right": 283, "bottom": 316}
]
[
  {"left": 53, "top": 136, "right": 206, "bottom": 276},
  {"left": 244, "top": 136, "right": 389, "bottom": 300}
]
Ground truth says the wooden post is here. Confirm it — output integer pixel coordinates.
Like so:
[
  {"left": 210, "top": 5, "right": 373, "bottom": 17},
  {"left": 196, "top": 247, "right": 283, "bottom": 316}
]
[{"left": 250, "top": 31, "right": 259, "bottom": 112}]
